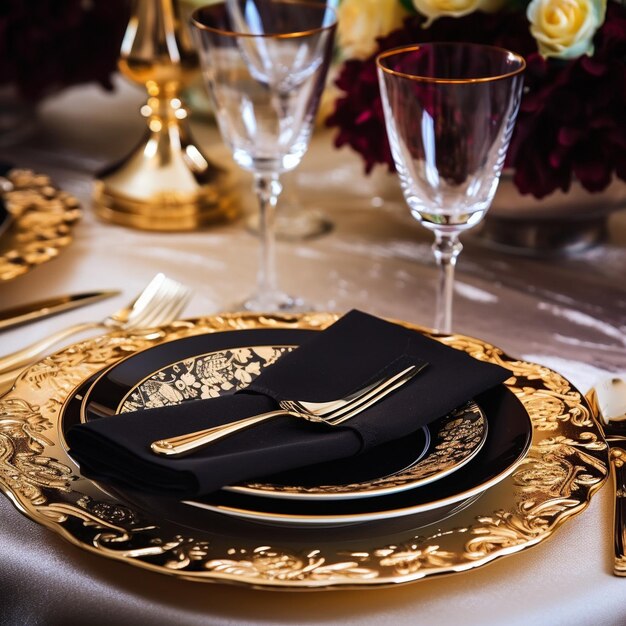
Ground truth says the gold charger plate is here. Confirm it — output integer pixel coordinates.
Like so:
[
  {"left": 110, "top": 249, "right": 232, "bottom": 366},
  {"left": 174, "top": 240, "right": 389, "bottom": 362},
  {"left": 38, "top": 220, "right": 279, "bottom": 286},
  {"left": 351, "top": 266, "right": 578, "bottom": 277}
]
[
  {"left": 0, "top": 168, "right": 81, "bottom": 281},
  {"left": 0, "top": 313, "right": 609, "bottom": 589}
]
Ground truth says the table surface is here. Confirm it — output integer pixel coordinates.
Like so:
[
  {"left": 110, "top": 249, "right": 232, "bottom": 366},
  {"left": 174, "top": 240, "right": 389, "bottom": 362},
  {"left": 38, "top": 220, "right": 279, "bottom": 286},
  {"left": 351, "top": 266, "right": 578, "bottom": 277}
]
[{"left": 0, "top": 80, "right": 625, "bottom": 626}]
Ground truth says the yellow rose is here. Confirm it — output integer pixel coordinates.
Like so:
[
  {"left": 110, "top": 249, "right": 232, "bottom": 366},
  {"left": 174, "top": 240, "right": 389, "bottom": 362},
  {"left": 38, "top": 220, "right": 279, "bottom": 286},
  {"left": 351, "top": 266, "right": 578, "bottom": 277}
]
[
  {"left": 527, "top": 0, "right": 606, "bottom": 59},
  {"left": 337, "top": 0, "right": 409, "bottom": 60},
  {"left": 412, "top": 0, "right": 502, "bottom": 26}
]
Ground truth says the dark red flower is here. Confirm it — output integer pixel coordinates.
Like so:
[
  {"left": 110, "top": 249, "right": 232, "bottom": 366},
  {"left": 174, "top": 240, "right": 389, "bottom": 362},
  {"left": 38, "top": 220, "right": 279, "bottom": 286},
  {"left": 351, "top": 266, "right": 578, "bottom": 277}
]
[
  {"left": 0, "top": 0, "right": 130, "bottom": 102},
  {"left": 327, "top": 4, "right": 626, "bottom": 198}
]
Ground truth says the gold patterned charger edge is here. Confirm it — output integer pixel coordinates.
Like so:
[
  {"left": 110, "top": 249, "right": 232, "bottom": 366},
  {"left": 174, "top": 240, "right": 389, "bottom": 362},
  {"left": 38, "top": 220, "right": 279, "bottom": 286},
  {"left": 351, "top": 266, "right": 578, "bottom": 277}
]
[
  {"left": 0, "top": 313, "right": 609, "bottom": 589},
  {"left": 0, "top": 168, "right": 81, "bottom": 281}
]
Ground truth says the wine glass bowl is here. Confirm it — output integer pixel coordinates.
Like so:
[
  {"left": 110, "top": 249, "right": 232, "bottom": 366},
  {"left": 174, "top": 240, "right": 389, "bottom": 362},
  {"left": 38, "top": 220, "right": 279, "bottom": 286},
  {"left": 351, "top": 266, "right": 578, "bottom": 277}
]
[
  {"left": 377, "top": 43, "right": 525, "bottom": 333},
  {"left": 192, "top": 1, "right": 336, "bottom": 311}
]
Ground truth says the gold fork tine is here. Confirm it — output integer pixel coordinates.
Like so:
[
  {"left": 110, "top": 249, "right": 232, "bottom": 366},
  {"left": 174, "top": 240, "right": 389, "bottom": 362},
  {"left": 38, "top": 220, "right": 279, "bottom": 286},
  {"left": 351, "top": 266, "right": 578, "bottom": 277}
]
[
  {"left": 126, "top": 276, "right": 180, "bottom": 328},
  {"left": 291, "top": 365, "right": 421, "bottom": 421},
  {"left": 152, "top": 283, "right": 192, "bottom": 326},
  {"left": 325, "top": 367, "right": 420, "bottom": 425}
]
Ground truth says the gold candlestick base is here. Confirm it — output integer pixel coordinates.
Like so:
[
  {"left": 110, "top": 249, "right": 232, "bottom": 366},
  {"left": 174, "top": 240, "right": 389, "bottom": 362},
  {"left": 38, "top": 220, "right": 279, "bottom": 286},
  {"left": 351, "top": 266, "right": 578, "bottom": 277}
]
[
  {"left": 93, "top": 0, "right": 238, "bottom": 232},
  {"left": 94, "top": 97, "right": 238, "bottom": 231}
]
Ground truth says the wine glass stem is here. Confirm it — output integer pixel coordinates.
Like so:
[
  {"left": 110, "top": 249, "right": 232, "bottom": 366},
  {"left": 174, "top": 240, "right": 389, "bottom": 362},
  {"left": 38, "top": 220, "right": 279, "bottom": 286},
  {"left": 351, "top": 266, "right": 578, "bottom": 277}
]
[
  {"left": 254, "top": 172, "right": 283, "bottom": 301},
  {"left": 432, "top": 231, "right": 463, "bottom": 334}
]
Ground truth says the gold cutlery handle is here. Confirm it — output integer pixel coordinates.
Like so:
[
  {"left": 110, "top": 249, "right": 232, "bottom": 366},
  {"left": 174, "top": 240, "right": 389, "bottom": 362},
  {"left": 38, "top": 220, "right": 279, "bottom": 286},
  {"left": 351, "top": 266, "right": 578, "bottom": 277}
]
[
  {"left": 611, "top": 447, "right": 626, "bottom": 576},
  {"left": 0, "top": 321, "right": 102, "bottom": 374},
  {"left": 151, "top": 409, "right": 289, "bottom": 457}
]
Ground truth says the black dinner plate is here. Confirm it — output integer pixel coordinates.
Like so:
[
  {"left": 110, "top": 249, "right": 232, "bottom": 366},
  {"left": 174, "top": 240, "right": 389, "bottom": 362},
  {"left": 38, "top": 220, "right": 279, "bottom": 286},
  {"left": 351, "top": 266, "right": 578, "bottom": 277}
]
[
  {"left": 61, "top": 329, "right": 467, "bottom": 498},
  {"left": 60, "top": 328, "right": 531, "bottom": 525}
]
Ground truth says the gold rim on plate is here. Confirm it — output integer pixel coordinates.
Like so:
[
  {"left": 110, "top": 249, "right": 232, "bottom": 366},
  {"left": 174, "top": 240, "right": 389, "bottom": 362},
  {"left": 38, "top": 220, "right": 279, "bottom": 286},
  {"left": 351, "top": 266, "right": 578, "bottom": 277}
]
[
  {"left": 0, "top": 168, "right": 81, "bottom": 281},
  {"left": 0, "top": 313, "right": 609, "bottom": 589}
]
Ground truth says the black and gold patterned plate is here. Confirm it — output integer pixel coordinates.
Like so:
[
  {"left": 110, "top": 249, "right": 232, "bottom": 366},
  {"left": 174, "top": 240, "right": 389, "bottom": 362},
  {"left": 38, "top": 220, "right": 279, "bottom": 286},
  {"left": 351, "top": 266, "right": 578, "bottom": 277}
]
[
  {"left": 65, "top": 328, "right": 488, "bottom": 502},
  {"left": 0, "top": 313, "right": 609, "bottom": 589},
  {"left": 0, "top": 168, "right": 81, "bottom": 281},
  {"left": 231, "top": 401, "right": 486, "bottom": 502}
]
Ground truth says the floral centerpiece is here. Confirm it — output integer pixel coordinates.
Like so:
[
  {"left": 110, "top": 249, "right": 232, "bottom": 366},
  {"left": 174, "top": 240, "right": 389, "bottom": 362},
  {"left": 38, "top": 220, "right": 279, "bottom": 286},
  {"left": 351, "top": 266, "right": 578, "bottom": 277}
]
[{"left": 327, "top": 0, "right": 626, "bottom": 199}]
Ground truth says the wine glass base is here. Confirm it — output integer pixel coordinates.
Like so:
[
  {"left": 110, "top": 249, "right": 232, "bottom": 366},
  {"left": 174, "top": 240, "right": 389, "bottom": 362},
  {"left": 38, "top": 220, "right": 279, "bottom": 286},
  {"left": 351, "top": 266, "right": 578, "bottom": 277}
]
[
  {"left": 246, "top": 210, "right": 333, "bottom": 242},
  {"left": 235, "top": 291, "right": 314, "bottom": 313}
]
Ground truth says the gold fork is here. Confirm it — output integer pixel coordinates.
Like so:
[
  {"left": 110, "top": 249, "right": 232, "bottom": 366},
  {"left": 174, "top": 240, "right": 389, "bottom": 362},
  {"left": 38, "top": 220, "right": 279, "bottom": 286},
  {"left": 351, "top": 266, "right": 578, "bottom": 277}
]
[
  {"left": 151, "top": 364, "right": 422, "bottom": 457},
  {"left": 0, "top": 273, "right": 192, "bottom": 395}
]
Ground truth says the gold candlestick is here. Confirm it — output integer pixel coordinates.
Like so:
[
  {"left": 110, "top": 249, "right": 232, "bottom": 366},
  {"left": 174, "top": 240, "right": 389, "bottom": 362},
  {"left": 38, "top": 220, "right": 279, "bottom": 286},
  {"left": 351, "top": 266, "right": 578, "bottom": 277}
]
[{"left": 93, "top": 0, "right": 238, "bottom": 231}]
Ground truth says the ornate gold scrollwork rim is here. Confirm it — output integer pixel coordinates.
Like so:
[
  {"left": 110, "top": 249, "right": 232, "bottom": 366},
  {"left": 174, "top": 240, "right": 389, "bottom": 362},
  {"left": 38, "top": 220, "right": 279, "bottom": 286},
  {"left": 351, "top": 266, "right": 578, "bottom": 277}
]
[
  {"left": 0, "top": 312, "right": 610, "bottom": 589},
  {"left": 0, "top": 168, "right": 81, "bottom": 282}
]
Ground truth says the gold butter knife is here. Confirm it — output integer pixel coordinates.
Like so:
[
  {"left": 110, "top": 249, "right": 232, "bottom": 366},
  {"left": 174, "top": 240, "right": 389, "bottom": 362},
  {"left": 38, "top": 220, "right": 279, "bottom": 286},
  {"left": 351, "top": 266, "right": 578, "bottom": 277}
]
[
  {"left": 0, "top": 290, "right": 120, "bottom": 332},
  {"left": 587, "top": 377, "right": 626, "bottom": 577}
]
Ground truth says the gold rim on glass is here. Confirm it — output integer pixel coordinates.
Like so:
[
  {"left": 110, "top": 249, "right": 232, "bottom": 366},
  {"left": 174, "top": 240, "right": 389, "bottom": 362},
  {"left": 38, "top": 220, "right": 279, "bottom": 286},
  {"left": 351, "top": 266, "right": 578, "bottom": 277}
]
[
  {"left": 376, "top": 43, "right": 526, "bottom": 85},
  {"left": 191, "top": 0, "right": 337, "bottom": 40}
]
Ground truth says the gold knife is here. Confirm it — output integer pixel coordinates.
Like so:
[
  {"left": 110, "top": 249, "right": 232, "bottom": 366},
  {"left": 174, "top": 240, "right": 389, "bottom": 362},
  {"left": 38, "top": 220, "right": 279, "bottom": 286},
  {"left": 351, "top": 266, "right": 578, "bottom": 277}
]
[
  {"left": 587, "top": 378, "right": 626, "bottom": 576},
  {"left": 0, "top": 290, "right": 120, "bottom": 332}
]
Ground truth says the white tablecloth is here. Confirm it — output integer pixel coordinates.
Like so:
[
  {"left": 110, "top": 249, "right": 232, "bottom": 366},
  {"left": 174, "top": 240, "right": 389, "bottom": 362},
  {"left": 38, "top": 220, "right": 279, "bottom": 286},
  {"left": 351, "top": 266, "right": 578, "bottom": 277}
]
[{"left": 0, "top": 80, "right": 625, "bottom": 626}]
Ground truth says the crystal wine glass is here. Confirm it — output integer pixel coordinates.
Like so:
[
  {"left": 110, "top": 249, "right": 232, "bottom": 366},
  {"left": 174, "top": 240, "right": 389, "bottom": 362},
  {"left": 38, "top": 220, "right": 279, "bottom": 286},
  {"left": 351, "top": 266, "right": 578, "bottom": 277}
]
[
  {"left": 376, "top": 43, "right": 525, "bottom": 333},
  {"left": 192, "top": 0, "right": 336, "bottom": 311}
]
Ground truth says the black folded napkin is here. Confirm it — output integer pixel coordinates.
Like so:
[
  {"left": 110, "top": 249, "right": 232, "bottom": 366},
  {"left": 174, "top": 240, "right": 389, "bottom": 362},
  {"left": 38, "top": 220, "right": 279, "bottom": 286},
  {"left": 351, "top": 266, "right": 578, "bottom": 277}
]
[{"left": 67, "top": 310, "right": 510, "bottom": 497}]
